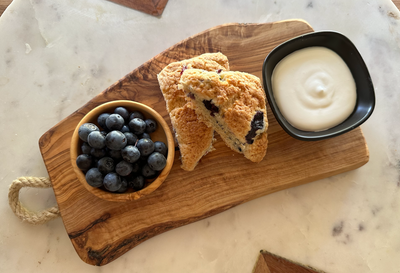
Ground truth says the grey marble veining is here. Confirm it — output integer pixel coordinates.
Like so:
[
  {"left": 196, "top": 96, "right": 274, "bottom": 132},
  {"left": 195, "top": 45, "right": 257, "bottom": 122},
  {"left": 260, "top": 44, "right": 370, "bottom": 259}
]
[{"left": 1, "top": 0, "right": 400, "bottom": 272}]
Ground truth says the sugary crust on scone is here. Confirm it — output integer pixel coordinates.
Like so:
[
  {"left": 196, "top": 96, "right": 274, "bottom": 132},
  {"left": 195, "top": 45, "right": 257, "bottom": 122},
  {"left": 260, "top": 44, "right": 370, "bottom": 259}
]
[
  {"left": 243, "top": 132, "right": 268, "bottom": 162},
  {"left": 157, "top": 52, "right": 229, "bottom": 112},
  {"left": 196, "top": 53, "right": 230, "bottom": 71},
  {"left": 180, "top": 69, "right": 268, "bottom": 162},
  {"left": 180, "top": 70, "right": 267, "bottom": 141},
  {"left": 170, "top": 103, "right": 215, "bottom": 171},
  {"left": 157, "top": 53, "right": 229, "bottom": 171}
]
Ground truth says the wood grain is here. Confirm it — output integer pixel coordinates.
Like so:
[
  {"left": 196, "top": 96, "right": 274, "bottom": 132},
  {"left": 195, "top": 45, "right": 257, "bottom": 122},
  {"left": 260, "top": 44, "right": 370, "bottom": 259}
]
[
  {"left": 253, "top": 250, "right": 326, "bottom": 273},
  {"left": 0, "top": 0, "right": 169, "bottom": 17},
  {"left": 253, "top": 253, "right": 272, "bottom": 273},
  {"left": 108, "top": 0, "right": 168, "bottom": 16},
  {"left": 38, "top": 20, "right": 369, "bottom": 266},
  {"left": 0, "top": 0, "right": 12, "bottom": 17},
  {"left": 393, "top": 0, "right": 400, "bottom": 10}
]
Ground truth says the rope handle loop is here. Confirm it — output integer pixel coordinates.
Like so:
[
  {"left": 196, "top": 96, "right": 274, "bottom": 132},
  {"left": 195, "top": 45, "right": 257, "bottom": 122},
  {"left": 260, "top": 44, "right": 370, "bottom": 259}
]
[{"left": 8, "top": 177, "right": 60, "bottom": 225}]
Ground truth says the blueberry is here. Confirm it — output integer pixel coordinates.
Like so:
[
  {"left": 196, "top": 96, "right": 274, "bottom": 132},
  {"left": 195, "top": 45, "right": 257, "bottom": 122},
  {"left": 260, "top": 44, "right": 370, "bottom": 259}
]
[
  {"left": 85, "top": 168, "right": 103, "bottom": 187},
  {"left": 97, "top": 113, "right": 111, "bottom": 130},
  {"left": 76, "top": 154, "right": 92, "bottom": 171},
  {"left": 78, "top": 123, "right": 99, "bottom": 142},
  {"left": 103, "top": 172, "right": 122, "bottom": 192},
  {"left": 136, "top": 138, "right": 154, "bottom": 156},
  {"left": 203, "top": 100, "right": 219, "bottom": 116},
  {"left": 87, "top": 131, "right": 106, "bottom": 149},
  {"left": 142, "top": 164, "right": 157, "bottom": 178},
  {"left": 137, "top": 155, "right": 148, "bottom": 166},
  {"left": 116, "top": 177, "right": 129, "bottom": 193},
  {"left": 81, "top": 142, "right": 92, "bottom": 154},
  {"left": 107, "top": 148, "right": 122, "bottom": 160},
  {"left": 128, "top": 175, "right": 145, "bottom": 191},
  {"left": 138, "top": 132, "right": 151, "bottom": 139},
  {"left": 129, "top": 118, "right": 146, "bottom": 135},
  {"left": 145, "top": 119, "right": 157, "bottom": 133},
  {"left": 97, "top": 157, "right": 114, "bottom": 174},
  {"left": 129, "top": 111, "right": 144, "bottom": 121},
  {"left": 121, "top": 125, "right": 130, "bottom": 133},
  {"left": 124, "top": 132, "right": 138, "bottom": 145},
  {"left": 92, "top": 157, "right": 100, "bottom": 168},
  {"left": 131, "top": 162, "right": 140, "bottom": 173},
  {"left": 115, "top": 160, "right": 133, "bottom": 176},
  {"left": 245, "top": 111, "right": 264, "bottom": 144},
  {"left": 114, "top": 107, "right": 130, "bottom": 122},
  {"left": 154, "top": 141, "right": 167, "bottom": 156},
  {"left": 91, "top": 147, "right": 106, "bottom": 158},
  {"left": 106, "top": 114, "right": 125, "bottom": 131},
  {"left": 147, "top": 152, "right": 167, "bottom": 171},
  {"left": 187, "top": 92, "right": 195, "bottom": 100},
  {"left": 105, "top": 130, "right": 127, "bottom": 150},
  {"left": 121, "top": 145, "right": 141, "bottom": 163}
]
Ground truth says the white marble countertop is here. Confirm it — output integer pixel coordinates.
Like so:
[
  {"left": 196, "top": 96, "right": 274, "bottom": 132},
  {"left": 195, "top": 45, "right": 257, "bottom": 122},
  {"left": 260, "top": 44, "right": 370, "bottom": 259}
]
[{"left": 1, "top": 0, "right": 400, "bottom": 272}]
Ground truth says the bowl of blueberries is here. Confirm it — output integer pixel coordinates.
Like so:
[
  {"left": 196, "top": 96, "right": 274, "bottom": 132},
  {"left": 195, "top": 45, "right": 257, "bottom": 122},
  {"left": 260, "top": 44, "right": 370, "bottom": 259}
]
[{"left": 70, "top": 100, "right": 175, "bottom": 202}]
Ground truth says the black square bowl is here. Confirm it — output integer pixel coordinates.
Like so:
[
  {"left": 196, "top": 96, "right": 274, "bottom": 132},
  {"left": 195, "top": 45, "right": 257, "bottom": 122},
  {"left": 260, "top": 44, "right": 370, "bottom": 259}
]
[{"left": 262, "top": 31, "right": 375, "bottom": 141}]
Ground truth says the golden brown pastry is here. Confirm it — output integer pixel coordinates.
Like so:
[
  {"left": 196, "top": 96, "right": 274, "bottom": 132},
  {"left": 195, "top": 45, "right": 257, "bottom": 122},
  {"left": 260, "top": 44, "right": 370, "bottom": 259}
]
[
  {"left": 180, "top": 69, "right": 268, "bottom": 163},
  {"left": 157, "top": 53, "right": 229, "bottom": 171}
]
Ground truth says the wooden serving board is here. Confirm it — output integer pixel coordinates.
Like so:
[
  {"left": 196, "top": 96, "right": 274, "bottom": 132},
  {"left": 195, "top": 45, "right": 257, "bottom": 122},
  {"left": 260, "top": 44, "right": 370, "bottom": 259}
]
[
  {"left": 107, "top": 0, "right": 169, "bottom": 16},
  {"left": 39, "top": 20, "right": 369, "bottom": 266},
  {"left": 253, "top": 250, "right": 324, "bottom": 273}
]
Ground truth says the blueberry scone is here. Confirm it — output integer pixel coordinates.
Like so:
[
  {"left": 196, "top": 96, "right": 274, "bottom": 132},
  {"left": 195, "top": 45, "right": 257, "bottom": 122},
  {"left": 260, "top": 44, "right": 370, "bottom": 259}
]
[
  {"left": 180, "top": 69, "right": 268, "bottom": 163},
  {"left": 157, "top": 53, "right": 230, "bottom": 171}
]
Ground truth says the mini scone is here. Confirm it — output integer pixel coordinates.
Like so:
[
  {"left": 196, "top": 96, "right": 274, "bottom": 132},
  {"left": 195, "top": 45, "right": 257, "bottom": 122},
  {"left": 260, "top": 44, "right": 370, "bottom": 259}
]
[
  {"left": 157, "top": 53, "right": 230, "bottom": 171},
  {"left": 180, "top": 69, "right": 268, "bottom": 163}
]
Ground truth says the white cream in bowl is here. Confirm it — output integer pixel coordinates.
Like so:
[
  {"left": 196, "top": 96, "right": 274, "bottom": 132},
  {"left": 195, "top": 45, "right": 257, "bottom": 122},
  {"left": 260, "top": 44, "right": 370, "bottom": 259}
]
[{"left": 271, "top": 46, "right": 357, "bottom": 132}]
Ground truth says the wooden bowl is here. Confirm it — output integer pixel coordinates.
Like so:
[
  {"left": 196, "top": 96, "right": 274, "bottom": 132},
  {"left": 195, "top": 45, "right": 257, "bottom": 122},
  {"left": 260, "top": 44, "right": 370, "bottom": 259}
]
[{"left": 70, "top": 100, "right": 175, "bottom": 202}]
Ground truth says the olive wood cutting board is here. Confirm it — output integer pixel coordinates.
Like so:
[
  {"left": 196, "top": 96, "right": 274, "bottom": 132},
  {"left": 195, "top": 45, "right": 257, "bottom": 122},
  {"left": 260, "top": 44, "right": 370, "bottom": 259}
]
[
  {"left": 108, "top": 0, "right": 169, "bottom": 16},
  {"left": 38, "top": 19, "right": 369, "bottom": 266},
  {"left": 253, "top": 250, "right": 325, "bottom": 273}
]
